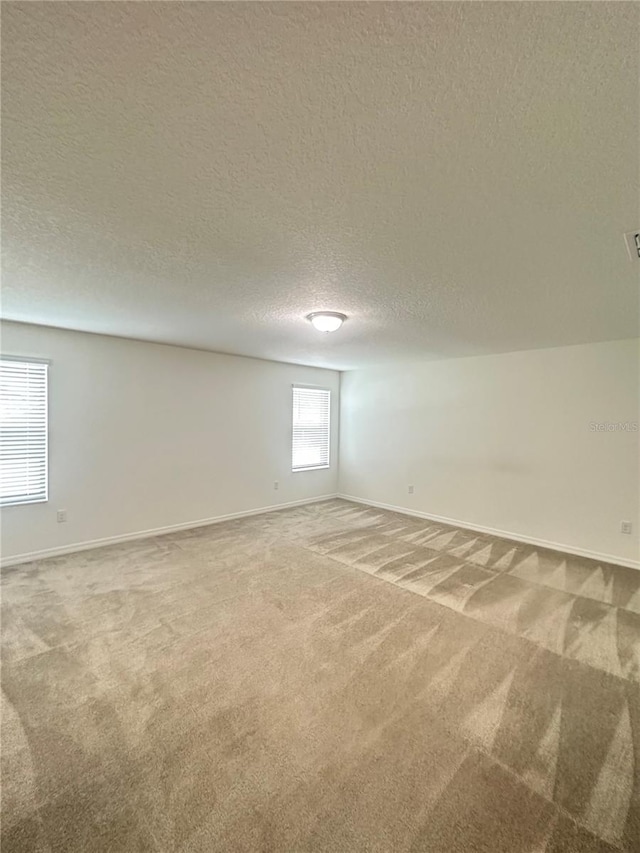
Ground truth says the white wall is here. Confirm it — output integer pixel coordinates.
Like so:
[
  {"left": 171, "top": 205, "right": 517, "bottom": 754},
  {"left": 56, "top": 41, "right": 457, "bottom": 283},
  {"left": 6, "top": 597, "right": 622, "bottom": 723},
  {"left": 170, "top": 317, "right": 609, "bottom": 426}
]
[
  {"left": 0, "top": 322, "right": 340, "bottom": 561},
  {"left": 339, "top": 339, "right": 640, "bottom": 566},
  {"left": 3, "top": 323, "right": 638, "bottom": 567}
]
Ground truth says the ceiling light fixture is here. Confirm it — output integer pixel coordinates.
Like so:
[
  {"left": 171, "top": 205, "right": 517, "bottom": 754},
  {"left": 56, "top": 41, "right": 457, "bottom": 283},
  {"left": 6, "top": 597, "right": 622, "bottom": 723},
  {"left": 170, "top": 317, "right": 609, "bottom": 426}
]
[{"left": 307, "top": 311, "right": 347, "bottom": 333}]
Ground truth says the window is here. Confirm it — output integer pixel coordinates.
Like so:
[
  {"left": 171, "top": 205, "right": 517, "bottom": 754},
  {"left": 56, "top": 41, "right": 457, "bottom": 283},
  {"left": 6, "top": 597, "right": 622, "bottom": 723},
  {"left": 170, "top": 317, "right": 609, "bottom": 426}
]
[
  {"left": 0, "top": 358, "right": 48, "bottom": 506},
  {"left": 292, "top": 385, "right": 330, "bottom": 471}
]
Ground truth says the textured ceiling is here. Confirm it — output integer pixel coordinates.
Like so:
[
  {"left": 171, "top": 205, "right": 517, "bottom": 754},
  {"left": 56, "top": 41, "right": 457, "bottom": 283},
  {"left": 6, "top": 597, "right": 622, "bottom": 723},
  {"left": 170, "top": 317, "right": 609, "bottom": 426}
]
[{"left": 2, "top": 2, "right": 639, "bottom": 369}]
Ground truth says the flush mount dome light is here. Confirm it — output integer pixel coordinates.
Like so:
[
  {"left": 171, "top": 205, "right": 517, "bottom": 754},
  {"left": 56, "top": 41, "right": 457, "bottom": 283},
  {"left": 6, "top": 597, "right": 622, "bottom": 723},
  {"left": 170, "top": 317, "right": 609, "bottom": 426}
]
[{"left": 307, "top": 311, "right": 347, "bottom": 333}]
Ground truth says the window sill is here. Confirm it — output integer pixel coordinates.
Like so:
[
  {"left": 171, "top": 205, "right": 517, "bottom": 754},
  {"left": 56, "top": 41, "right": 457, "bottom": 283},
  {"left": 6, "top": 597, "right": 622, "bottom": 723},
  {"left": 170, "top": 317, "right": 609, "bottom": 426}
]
[
  {"left": 1, "top": 497, "right": 48, "bottom": 508},
  {"left": 292, "top": 465, "right": 330, "bottom": 472}
]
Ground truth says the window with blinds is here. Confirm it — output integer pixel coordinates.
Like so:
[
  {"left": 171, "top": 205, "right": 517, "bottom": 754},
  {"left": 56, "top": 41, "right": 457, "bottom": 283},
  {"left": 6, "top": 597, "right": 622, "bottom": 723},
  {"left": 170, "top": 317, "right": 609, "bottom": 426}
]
[
  {"left": 292, "top": 385, "right": 330, "bottom": 471},
  {"left": 0, "top": 358, "right": 49, "bottom": 506}
]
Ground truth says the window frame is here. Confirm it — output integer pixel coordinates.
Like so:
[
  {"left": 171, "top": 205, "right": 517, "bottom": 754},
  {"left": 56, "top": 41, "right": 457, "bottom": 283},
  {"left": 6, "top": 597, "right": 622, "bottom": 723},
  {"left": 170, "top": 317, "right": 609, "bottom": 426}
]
[
  {"left": 291, "top": 384, "right": 331, "bottom": 473},
  {"left": 0, "top": 355, "right": 50, "bottom": 507}
]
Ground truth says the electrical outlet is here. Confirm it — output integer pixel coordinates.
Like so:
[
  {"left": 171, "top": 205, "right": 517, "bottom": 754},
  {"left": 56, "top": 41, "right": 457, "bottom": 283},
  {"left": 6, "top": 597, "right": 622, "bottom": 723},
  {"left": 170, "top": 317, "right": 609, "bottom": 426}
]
[
  {"left": 621, "top": 520, "right": 632, "bottom": 535},
  {"left": 408, "top": 485, "right": 414, "bottom": 495},
  {"left": 273, "top": 481, "right": 279, "bottom": 490},
  {"left": 57, "top": 509, "right": 67, "bottom": 523}
]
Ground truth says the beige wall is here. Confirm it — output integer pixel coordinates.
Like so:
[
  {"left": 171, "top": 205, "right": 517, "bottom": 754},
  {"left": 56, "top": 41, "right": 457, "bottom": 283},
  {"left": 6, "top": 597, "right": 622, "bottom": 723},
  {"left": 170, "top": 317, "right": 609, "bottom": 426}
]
[
  {"left": 0, "top": 322, "right": 340, "bottom": 561},
  {"left": 339, "top": 339, "right": 640, "bottom": 566}
]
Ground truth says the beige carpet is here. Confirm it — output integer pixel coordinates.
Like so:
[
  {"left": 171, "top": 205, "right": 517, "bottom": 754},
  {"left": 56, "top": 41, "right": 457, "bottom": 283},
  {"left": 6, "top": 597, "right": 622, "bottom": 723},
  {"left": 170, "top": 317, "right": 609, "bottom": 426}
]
[{"left": 2, "top": 499, "right": 639, "bottom": 852}]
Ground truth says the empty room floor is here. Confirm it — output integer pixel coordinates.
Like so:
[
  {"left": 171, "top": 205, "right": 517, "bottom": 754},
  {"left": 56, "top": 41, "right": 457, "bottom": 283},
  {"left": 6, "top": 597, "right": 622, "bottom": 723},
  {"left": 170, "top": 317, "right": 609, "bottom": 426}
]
[{"left": 2, "top": 499, "right": 639, "bottom": 852}]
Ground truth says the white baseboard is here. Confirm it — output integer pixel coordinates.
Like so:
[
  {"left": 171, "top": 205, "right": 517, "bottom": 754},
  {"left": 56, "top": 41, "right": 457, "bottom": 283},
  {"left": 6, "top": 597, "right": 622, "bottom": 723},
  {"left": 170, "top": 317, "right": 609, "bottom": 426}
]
[
  {"left": 338, "top": 494, "right": 640, "bottom": 570},
  {"left": 5, "top": 492, "right": 637, "bottom": 572},
  {"left": 0, "top": 494, "right": 339, "bottom": 568}
]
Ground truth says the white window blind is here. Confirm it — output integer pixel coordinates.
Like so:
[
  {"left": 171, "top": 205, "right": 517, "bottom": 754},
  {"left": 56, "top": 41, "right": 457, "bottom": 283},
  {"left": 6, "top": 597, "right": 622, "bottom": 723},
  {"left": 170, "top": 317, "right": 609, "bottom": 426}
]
[
  {"left": 292, "top": 385, "right": 330, "bottom": 471},
  {"left": 0, "top": 359, "right": 48, "bottom": 506}
]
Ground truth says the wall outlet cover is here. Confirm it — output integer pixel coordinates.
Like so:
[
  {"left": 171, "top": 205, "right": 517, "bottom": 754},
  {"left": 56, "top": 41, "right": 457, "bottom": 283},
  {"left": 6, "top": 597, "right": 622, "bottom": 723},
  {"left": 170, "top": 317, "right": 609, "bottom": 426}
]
[{"left": 623, "top": 231, "right": 640, "bottom": 261}]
